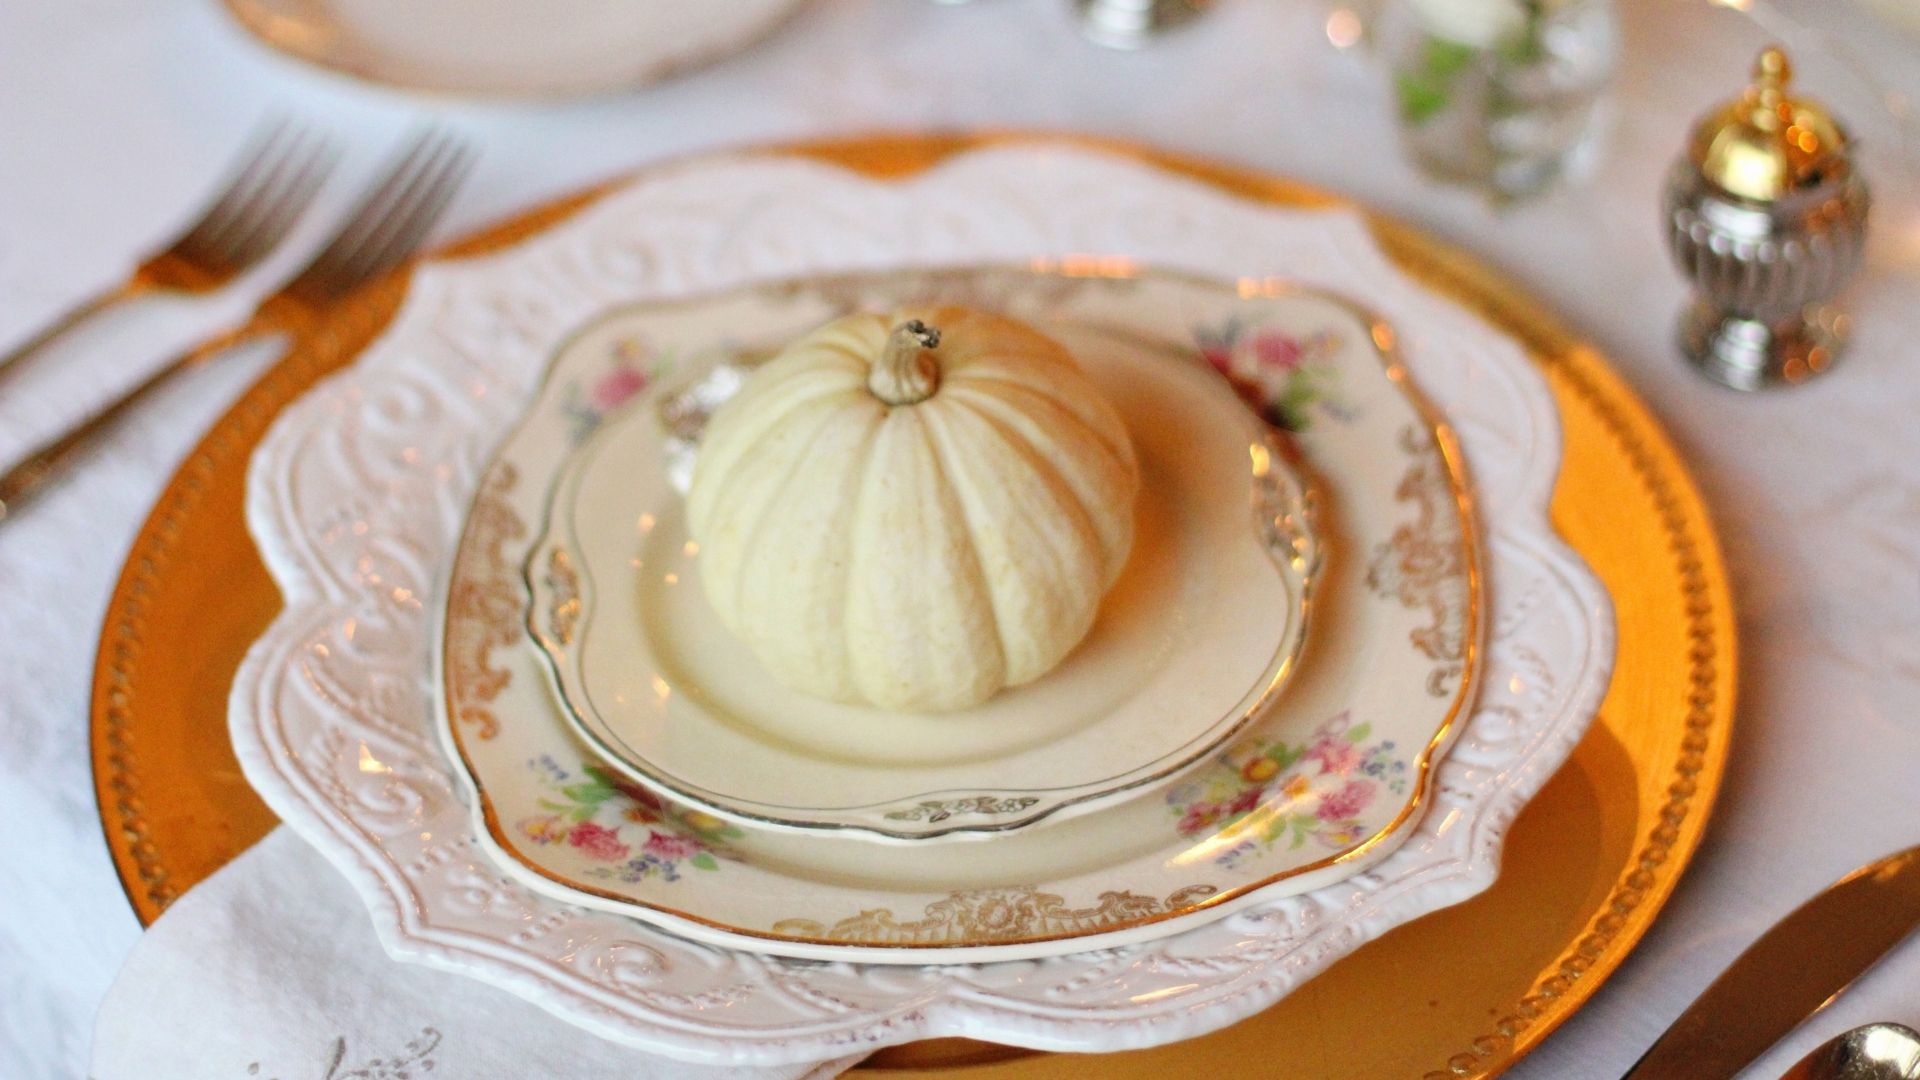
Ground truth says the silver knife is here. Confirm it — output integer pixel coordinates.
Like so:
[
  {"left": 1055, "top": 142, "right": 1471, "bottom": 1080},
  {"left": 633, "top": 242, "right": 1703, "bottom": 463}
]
[{"left": 1624, "top": 843, "right": 1920, "bottom": 1080}]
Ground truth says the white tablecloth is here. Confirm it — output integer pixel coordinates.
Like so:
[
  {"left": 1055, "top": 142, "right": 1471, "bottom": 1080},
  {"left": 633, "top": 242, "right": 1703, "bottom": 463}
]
[{"left": 2, "top": 2, "right": 1917, "bottom": 1077}]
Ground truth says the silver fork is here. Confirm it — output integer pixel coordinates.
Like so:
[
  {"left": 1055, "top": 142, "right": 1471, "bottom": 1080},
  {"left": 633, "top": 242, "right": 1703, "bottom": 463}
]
[
  {"left": 0, "top": 128, "right": 476, "bottom": 523},
  {"left": 0, "top": 118, "right": 336, "bottom": 389}
]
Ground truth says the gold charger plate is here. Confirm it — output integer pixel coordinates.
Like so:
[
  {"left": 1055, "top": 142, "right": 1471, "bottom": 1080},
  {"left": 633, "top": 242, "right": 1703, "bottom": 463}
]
[{"left": 91, "top": 133, "right": 1734, "bottom": 1078}]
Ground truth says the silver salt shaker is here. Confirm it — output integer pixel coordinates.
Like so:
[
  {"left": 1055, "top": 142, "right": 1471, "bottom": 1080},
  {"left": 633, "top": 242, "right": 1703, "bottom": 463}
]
[{"left": 1664, "top": 47, "right": 1870, "bottom": 390}]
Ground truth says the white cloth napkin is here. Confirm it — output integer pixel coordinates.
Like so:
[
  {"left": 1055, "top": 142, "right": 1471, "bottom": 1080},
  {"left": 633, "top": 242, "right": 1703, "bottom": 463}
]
[{"left": 91, "top": 827, "right": 864, "bottom": 1079}]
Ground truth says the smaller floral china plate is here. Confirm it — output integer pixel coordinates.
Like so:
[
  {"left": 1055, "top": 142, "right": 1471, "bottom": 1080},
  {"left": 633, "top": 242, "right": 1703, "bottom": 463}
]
[
  {"left": 436, "top": 265, "right": 1482, "bottom": 963},
  {"left": 523, "top": 285, "right": 1321, "bottom": 840}
]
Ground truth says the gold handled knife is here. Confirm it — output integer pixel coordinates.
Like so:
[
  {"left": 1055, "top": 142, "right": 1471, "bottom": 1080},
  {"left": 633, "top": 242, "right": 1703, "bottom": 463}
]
[{"left": 1624, "top": 844, "right": 1920, "bottom": 1080}]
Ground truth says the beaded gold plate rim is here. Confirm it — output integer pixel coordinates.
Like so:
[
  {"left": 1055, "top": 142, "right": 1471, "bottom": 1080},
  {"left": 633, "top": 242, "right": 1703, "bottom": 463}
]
[{"left": 89, "top": 133, "right": 1734, "bottom": 1078}]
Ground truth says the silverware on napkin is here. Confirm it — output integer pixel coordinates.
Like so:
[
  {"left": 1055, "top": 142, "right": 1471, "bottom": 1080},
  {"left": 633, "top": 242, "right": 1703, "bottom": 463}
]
[
  {"left": 0, "top": 128, "right": 474, "bottom": 524},
  {"left": 1623, "top": 844, "right": 1920, "bottom": 1080},
  {"left": 0, "top": 118, "right": 336, "bottom": 391}
]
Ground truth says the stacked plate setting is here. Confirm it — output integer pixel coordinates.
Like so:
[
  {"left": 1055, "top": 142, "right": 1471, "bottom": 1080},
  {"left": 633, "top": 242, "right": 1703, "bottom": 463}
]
[{"left": 233, "top": 146, "right": 1613, "bottom": 1064}]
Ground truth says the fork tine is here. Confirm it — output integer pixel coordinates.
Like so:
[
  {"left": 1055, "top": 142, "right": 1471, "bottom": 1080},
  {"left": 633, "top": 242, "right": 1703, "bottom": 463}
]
[
  {"left": 368, "top": 144, "right": 475, "bottom": 271},
  {"left": 288, "top": 129, "right": 472, "bottom": 302},
  {"left": 170, "top": 117, "right": 297, "bottom": 264},
  {"left": 184, "top": 127, "right": 316, "bottom": 271},
  {"left": 331, "top": 139, "right": 473, "bottom": 287},
  {"left": 217, "top": 134, "right": 339, "bottom": 270},
  {"left": 298, "top": 129, "right": 446, "bottom": 286}
]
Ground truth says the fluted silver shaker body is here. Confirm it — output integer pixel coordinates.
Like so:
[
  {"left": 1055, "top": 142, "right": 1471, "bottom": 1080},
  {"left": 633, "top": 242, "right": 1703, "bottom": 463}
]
[{"left": 1665, "top": 159, "right": 1868, "bottom": 389}]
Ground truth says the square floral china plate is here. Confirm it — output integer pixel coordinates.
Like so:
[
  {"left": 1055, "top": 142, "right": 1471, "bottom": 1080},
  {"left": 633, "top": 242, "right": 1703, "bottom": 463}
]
[
  {"left": 519, "top": 269, "right": 1324, "bottom": 842},
  {"left": 436, "top": 264, "right": 1480, "bottom": 963},
  {"left": 232, "top": 145, "right": 1612, "bottom": 1063}
]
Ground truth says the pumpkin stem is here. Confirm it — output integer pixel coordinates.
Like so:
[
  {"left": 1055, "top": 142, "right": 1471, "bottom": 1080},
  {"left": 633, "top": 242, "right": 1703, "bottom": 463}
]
[{"left": 870, "top": 320, "right": 942, "bottom": 406}]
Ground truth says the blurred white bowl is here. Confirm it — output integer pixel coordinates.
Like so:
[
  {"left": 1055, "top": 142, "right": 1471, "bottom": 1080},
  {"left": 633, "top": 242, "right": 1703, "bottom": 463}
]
[{"left": 221, "top": 0, "right": 807, "bottom": 98}]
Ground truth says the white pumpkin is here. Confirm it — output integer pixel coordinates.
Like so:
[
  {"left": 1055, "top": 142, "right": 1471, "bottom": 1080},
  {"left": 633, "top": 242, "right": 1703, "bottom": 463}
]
[{"left": 686, "top": 306, "right": 1140, "bottom": 713}]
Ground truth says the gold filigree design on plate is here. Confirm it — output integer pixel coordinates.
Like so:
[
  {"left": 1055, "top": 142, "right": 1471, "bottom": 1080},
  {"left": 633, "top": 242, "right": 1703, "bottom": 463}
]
[
  {"left": 882, "top": 796, "right": 1044, "bottom": 823},
  {"left": 443, "top": 465, "right": 527, "bottom": 740},
  {"left": 544, "top": 546, "right": 581, "bottom": 647},
  {"left": 772, "top": 884, "right": 1220, "bottom": 945},
  {"left": 1366, "top": 425, "right": 1471, "bottom": 697}
]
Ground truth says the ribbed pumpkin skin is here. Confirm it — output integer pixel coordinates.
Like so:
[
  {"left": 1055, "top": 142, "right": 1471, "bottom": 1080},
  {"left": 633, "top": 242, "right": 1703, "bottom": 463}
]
[{"left": 686, "top": 307, "right": 1139, "bottom": 713}]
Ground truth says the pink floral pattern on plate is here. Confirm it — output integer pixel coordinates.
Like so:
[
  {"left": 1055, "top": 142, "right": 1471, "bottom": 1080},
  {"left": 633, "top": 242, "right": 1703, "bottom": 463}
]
[
  {"left": 1165, "top": 711, "right": 1409, "bottom": 870},
  {"left": 516, "top": 756, "right": 740, "bottom": 883},
  {"left": 1195, "top": 316, "right": 1350, "bottom": 432},
  {"left": 561, "top": 336, "right": 665, "bottom": 444}
]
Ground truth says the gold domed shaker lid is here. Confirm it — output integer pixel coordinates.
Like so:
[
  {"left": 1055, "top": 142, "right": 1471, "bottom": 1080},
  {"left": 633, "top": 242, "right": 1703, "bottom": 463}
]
[
  {"left": 1665, "top": 45, "right": 1871, "bottom": 390},
  {"left": 1689, "top": 47, "right": 1850, "bottom": 203}
]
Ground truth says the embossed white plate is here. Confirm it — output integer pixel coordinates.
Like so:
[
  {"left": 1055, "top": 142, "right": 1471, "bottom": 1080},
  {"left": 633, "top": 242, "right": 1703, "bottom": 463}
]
[
  {"left": 521, "top": 271, "right": 1324, "bottom": 842},
  {"left": 233, "top": 146, "right": 1613, "bottom": 1063},
  {"left": 443, "top": 266, "right": 1468, "bottom": 961}
]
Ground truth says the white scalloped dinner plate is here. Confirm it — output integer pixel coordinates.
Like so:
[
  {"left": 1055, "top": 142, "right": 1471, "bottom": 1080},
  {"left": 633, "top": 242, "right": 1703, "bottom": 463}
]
[{"left": 232, "top": 145, "right": 1612, "bottom": 1064}]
